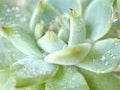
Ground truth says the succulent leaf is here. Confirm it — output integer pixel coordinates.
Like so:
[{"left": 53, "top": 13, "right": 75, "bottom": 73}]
[
  {"left": 45, "top": 43, "right": 91, "bottom": 65},
  {"left": 23, "top": 0, "right": 40, "bottom": 14},
  {"left": 77, "top": 38, "right": 120, "bottom": 73},
  {"left": 85, "top": 0, "right": 114, "bottom": 41},
  {"left": 68, "top": 9, "right": 86, "bottom": 46},
  {"left": 34, "top": 21, "right": 47, "bottom": 40},
  {"left": 1, "top": 25, "right": 42, "bottom": 58},
  {"left": 46, "top": 66, "right": 90, "bottom": 90},
  {"left": 58, "top": 26, "right": 69, "bottom": 43},
  {"left": 10, "top": 56, "right": 58, "bottom": 88},
  {"left": 30, "top": 1, "right": 59, "bottom": 30},
  {"left": 0, "top": 37, "right": 25, "bottom": 69},
  {"left": 0, "top": 70, "right": 10, "bottom": 89},
  {"left": 37, "top": 30, "right": 66, "bottom": 53},
  {"left": 79, "top": 68, "right": 120, "bottom": 90},
  {"left": 0, "top": 0, "right": 119, "bottom": 89},
  {"left": 45, "top": 0, "right": 82, "bottom": 15},
  {"left": 0, "top": 2, "right": 29, "bottom": 27}
]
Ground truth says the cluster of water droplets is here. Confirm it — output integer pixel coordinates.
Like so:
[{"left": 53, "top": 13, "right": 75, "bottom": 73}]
[{"left": 0, "top": 3, "right": 28, "bottom": 26}]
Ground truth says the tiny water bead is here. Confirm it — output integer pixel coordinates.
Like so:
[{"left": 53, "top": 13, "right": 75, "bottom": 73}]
[
  {"left": 101, "top": 56, "right": 106, "bottom": 61},
  {"left": 0, "top": 3, "right": 28, "bottom": 26}
]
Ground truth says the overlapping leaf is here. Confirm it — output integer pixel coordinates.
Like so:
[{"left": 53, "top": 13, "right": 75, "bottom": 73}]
[
  {"left": 0, "top": 37, "right": 25, "bottom": 69},
  {"left": 77, "top": 38, "right": 120, "bottom": 73},
  {"left": 1, "top": 25, "right": 42, "bottom": 58},
  {"left": 45, "top": 43, "right": 91, "bottom": 65},
  {"left": 79, "top": 68, "right": 120, "bottom": 90},
  {"left": 0, "top": 2, "right": 29, "bottom": 27},
  {"left": 10, "top": 56, "right": 58, "bottom": 87},
  {"left": 46, "top": 66, "right": 90, "bottom": 90},
  {"left": 85, "top": 0, "right": 114, "bottom": 41}
]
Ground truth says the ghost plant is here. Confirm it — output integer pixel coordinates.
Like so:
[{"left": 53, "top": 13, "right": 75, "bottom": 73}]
[{"left": 0, "top": 0, "right": 120, "bottom": 90}]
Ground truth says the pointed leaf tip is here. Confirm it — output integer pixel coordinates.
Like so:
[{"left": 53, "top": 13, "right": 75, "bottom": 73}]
[{"left": 45, "top": 43, "right": 91, "bottom": 65}]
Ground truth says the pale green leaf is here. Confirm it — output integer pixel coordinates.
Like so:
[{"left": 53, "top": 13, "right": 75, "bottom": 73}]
[
  {"left": 1, "top": 25, "right": 42, "bottom": 58},
  {"left": 85, "top": 0, "right": 114, "bottom": 41},
  {"left": 23, "top": 0, "right": 40, "bottom": 14},
  {"left": 68, "top": 9, "right": 86, "bottom": 46},
  {"left": 46, "top": 66, "right": 90, "bottom": 90},
  {"left": 30, "top": 1, "right": 58, "bottom": 30},
  {"left": 37, "top": 30, "right": 66, "bottom": 53},
  {"left": 77, "top": 38, "right": 120, "bottom": 73},
  {"left": 101, "top": 18, "right": 120, "bottom": 39},
  {"left": 0, "top": 2, "right": 29, "bottom": 27},
  {"left": 58, "top": 26, "right": 69, "bottom": 43},
  {"left": 0, "top": 37, "right": 25, "bottom": 69},
  {"left": 45, "top": 0, "right": 81, "bottom": 15},
  {"left": 79, "top": 68, "right": 120, "bottom": 90},
  {"left": 34, "top": 21, "right": 47, "bottom": 40},
  {"left": 0, "top": 70, "right": 10, "bottom": 89},
  {"left": 45, "top": 43, "right": 91, "bottom": 65},
  {"left": 10, "top": 56, "right": 58, "bottom": 87}
]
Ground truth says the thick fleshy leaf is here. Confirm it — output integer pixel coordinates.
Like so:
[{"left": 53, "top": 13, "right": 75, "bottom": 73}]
[
  {"left": 1, "top": 77, "right": 17, "bottom": 90},
  {"left": 0, "top": 37, "right": 25, "bottom": 69},
  {"left": 77, "top": 38, "right": 120, "bottom": 73},
  {"left": 0, "top": 2, "right": 29, "bottom": 27},
  {"left": 46, "top": 66, "right": 90, "bottom": 90},
  {"left": 85, "top": 0, "right": 114, "bottom": 41},
  {"left": 45, "top": 43, "right": 91, "bottom": 65},
  {"left": 113, "top": 61, "right": 120, "bottom": 72},
  {"left": 0, "top": 70, "right": 10, "bottom": 89},
  {"left": 25, "top": 83, "right": 45, "bottom": 90},
  {"left": 23, "top": 0, "right": 40, "bottom": 13},
  {"left": 34, "top": 21, "right": 47, "bottom": 40},
  {"left": 1, "top": 25, "right": 42, "bottom": 58},
  {"left": 58, "top": 26, "right": 69, "bottom": 43},
  {"left": 45, "top": 0, "right": 81, "bottom": 15},
  {"left": 30, "top": 1, "right": 58, "bottom": 30},
  {"left": 37, "top": 30, "right": 66, "bottom": 53},
  {"left": 68, "top": 9, "right": 86, "bottom": 46},
  {"left": 101, "top": 18, "right": 120, "bottom": 39},
  {"left": 79, "top": 68, "right": 120, "bottom": 90},
  {"left": 10, "top": 56, "right": 58, "bottom": 87}
]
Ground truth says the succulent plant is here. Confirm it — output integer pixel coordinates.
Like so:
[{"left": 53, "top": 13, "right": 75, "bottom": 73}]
[{"left": 0, "top": 0, "right": 120, "bottom": 90}]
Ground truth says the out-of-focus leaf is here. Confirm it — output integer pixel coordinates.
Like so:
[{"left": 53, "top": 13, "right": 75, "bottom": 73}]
[
  {"left": 101, "top": 18, "right": 120, "bottom": 39},
  {"left": 45, "top": 43, "right": 91, "bottom": 65},
  {"left": 23, "top": 0, "right": 40, "bottom": 14},
  {"left": 30, "top": 1, "right": 58, "bottom": 30},
  {"left": 46, "top": 66, "right": 90, "bottom": 90},
  {"left": 10, "top": 56, "right": 58, "bottom": 88},
  {"left": 77, "top": 39, "right": 120, "bottom": 73},
  {"left": 0, "top": 25, "right": 42, "bottom": 58},
  {"left": 79, "top": 68, "right": 120, "bottom": 90},
  {"left": 0, "top": 70, "right": 10, "bottom": 89},
  {"left": 85, "top": 0, "right": 114, "bottom": 41},
  {"left": 45, "top": 0, "right": 81, "bottom": 16},
  {"left": 0, "top": 37, "right": 25, "bottom": 69},
  {"left": 0, "top": 2, "right": 29, "bottom": 27}
]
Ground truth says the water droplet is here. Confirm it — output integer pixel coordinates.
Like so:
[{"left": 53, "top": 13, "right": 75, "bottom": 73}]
[
  {"left": 21, "top": 17, "right": 27, "bottom": 22},
  {"left": 101, "top": 56, "right": 106, "bottom": 61},
  {"left": 92, "top": 59, "right": 96, "bottom": 62},
  {"left": 72, "top": 77, "right": 75, "bottom": 81},
  {"left": 107, "top": 50, "right": 111, "bottom": 54},
  {"left": 7, "top": 9, "right": 11, "bottom": 12},
  {"left": 114, "top": 18, "right": 118, "bottom": 22},
  {"left": 115, "top": 42, "right": 118, "bottom": 45},
  {"left": 105, "top": 61, "right": 108, "bottom": 66}
]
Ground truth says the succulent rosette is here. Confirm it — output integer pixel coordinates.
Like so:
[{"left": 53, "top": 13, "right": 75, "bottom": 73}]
[{"left": 0, "top": 0, "right": 120, "bottom": 90}]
